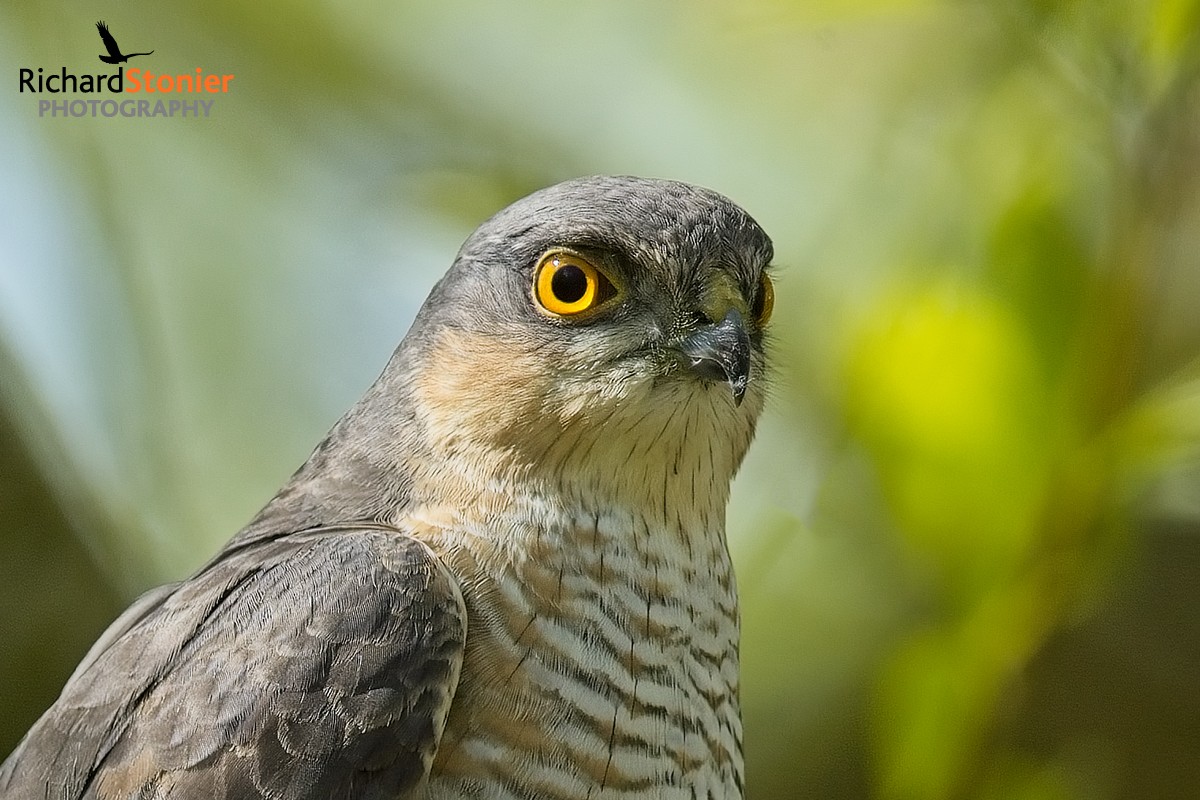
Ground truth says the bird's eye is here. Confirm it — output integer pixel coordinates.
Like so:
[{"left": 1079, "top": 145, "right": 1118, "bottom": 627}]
[
  {"left": 752, "top": 272, "right": 774, "bottom": 326},
  {"left": 533, "top": 250, "right": 615, "bottom": 317}
]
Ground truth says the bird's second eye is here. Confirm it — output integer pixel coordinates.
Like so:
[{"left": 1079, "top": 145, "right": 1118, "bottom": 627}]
[
  {"left": 752, "top": 272, "right": 774, "bottom": 326},
  {"left": 534, "top": 250, "right": 615, "bottom": 317}
]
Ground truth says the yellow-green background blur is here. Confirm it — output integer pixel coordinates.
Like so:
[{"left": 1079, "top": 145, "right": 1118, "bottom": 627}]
[{"left": 3, "top": 2, "right": 1199, "bottom": 798}]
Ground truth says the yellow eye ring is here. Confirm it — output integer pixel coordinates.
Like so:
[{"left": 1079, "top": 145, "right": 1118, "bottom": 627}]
[
  {"left": 534, "top": 250, "right": 612, "bottom": 317},
  {"left": 753, "top": 272, "right": 774, "bottom": 326}
]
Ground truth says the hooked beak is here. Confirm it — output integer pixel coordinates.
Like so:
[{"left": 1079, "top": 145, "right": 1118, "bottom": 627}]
[{"left": 673, "top": 308, "right": 752, "bottom": 405}]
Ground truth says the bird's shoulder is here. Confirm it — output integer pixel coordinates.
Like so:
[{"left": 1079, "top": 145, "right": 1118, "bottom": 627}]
[{"left": 0, "top": 525, "right": 467, "bottom": 800}]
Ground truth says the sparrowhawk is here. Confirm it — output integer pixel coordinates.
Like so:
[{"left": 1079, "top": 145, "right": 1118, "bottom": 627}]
[{"left": 0, "top": 175, "right": 775, "bottom": 799}]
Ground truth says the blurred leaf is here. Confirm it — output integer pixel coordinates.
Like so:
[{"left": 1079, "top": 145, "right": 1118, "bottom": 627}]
[{"left": 844, "top": 282, "right": 1050, "bottom": 595}]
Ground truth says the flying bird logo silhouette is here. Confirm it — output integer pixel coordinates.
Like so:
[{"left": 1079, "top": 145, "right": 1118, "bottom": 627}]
[{"left": 95, "top": 21, "right": 154, "bottom": 64}]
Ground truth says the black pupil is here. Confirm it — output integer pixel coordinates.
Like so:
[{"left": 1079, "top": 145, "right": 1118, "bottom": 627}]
[{"left": 551, "top": 264, "right": 589, "bottom": 304}]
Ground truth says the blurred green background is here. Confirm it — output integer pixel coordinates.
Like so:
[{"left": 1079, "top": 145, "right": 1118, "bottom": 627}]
[{"left": 3, "top": 1, "right": 1200, "bottom": 798}]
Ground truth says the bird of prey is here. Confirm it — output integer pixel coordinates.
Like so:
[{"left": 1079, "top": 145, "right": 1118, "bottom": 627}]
[
  {"left": 95, "top": 21, "right": 154, "bottom": 65},
  {"left": 0, "top": 176, "right": 775, "bottom": 799}
]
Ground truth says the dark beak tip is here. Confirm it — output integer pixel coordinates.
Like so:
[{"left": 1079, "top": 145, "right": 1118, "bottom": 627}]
[
  {"left": 674, "top": 308, "right": 753, "bottom": 404},
  {"left": 731, "top": 380, "right": 748, "bottom": 406}
]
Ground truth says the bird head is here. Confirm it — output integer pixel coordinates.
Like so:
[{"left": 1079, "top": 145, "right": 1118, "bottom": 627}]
[{"left": 375, "top": 176, "right": 774, "bottom": 513}]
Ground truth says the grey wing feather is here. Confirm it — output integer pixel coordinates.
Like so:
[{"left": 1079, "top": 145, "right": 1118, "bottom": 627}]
[
  {"left": 0, "top": 526, "right": 467, "bottom": 800},
  {"left": 64, "top": 583, "right": 177, "bottom": 684}
]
